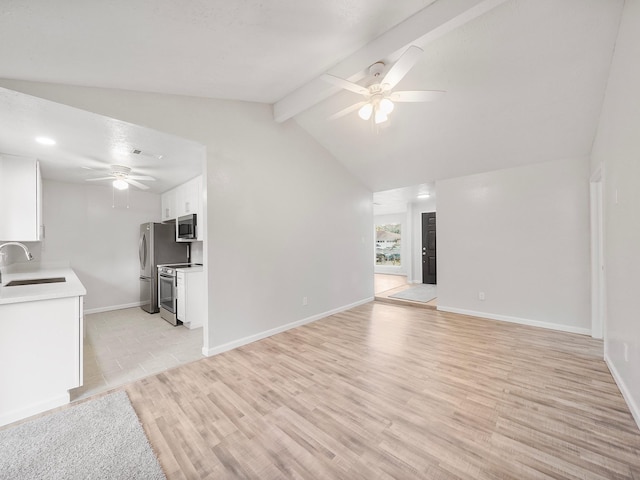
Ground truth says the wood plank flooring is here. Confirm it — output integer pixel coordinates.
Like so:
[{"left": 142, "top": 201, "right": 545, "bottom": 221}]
[
  {"left": 374, "top": 273, "right": 409, "bottom": 294},
  {"left": 125, "top": 302, "right": 640, "bottom": 479}
]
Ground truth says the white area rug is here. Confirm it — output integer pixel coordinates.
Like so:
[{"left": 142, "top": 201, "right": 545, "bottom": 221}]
[
  {"left": 0, "top": 391, "right": 165, "bottom": 480},
  {"left": 389, "top": 284, "right": 437, "bottom": 303}
]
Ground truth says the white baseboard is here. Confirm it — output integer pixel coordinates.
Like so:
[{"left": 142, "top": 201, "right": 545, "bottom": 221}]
[
  {"left": 436, "top": 305, "right": 591, "bottom": 336},
  {"left": 203, "top": 297, "right": 374, "bottom": 357},
  {"left": 84, "top": 301, "right": 144, "bottom": 315},
  {"left": 0, "top": 392, "right": 69, "bottom": 428},
  {"left": 605, "top": 355, "right": 640, "bottom": 431}
]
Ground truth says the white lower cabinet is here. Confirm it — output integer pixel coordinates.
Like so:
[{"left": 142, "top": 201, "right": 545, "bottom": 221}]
[
  {"left": 176, "top": 269, "right": 204, "bottom": 329},
  {"left": 0, "top": 295, "right": 83, "bottom": 427}
]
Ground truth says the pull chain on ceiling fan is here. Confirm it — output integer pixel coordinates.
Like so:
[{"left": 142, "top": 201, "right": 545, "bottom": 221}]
[{"left": 322, "top": 45, "right": 446, "bottom": 125}]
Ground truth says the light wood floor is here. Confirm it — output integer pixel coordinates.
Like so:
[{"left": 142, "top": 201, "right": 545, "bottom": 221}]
[
  {"left": 374, "top": 273, "right": 410, "bottom": 294},
  {"left": 123, "top": 302, "right": 640, "bottom": 479}
]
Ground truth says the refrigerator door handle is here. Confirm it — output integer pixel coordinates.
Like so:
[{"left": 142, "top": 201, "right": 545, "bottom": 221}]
[{"left": 139, "top": 233, "right": 147, "bottom": 269}]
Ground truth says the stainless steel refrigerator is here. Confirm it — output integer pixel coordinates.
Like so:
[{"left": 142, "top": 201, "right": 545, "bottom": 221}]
[{"left": 139, "top": 222, "right": 189, "bottom": 313}]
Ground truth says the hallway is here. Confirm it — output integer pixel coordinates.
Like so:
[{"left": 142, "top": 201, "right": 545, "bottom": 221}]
[{"left": 374, "top": 274, "right": 437, "bottom": 309}]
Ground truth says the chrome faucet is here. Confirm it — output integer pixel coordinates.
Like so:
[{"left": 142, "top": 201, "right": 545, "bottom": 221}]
[{"left": 0, "top": 242, "right": 34, "bottom": 284}]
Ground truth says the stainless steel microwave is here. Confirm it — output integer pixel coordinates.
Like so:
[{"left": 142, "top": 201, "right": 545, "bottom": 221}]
[{"left": 177, "top": 214, "right": 197, "bottom": 240}]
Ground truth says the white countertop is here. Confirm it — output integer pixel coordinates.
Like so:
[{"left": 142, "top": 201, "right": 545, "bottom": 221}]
[
  {"left": 0, "top": 264, "right": 87, "bottom": 305},
  {"left": 176, "top": 265, "right": 203, "bottom": 273}
]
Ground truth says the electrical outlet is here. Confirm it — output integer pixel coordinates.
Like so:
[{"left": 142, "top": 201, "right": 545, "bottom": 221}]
[
  {"left": 303, "top": 296, "right": 308, "bottom": 306},
  {"left": 624, "top": 343, "right": 629, "bottom": 362},
  {"left": 478, "top": 291, "right": 485, "bottom": 301}
]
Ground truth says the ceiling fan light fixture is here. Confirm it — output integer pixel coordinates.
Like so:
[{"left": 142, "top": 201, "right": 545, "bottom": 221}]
[
  {"left": 358, "top": 103, "right": 373, "bottom": 120},
  {"left": 379, "top": 98, "right": 394, "bottom": 115},
  {"left": 374, "top": 109, "right": 388, "bottom": 124},
  {"left": 113, "top": 179, "right": 129, "bottom": 190},
  {"left": 35, "top": 136, "right": 56, "bottom": 146}
]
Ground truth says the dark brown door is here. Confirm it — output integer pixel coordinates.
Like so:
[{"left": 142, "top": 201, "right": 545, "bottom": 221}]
[{"left": 422, "top": 212, "right": 437, "bottom": 284}]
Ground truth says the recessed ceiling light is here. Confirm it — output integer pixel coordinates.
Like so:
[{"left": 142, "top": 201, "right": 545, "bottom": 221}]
[
  {"left": 35, "top": 136, "right": 56, "bottom": 146},
  {"left": 417, "top": 193, "right": 430, "bottom": 199}
]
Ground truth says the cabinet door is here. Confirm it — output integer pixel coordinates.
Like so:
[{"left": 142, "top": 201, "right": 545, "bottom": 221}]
[
  {"left": 161, "top": 189, "right": 177, "bottom": 221},
  {"left": 184, "top": 270, "right": 205, "bottom": 329},
  {"left": 0, "top": 156, "right": 40, "bottom": 241},
  {"left": 177, "top": 177, "right": 199, "bottom": 216},
  {"left": 176, "top": 272, "right": 186, "bottom": 321}
]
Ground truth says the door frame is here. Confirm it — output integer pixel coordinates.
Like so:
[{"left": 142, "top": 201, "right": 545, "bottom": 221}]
[{"left": 590, "top": 165, "right": 605, "bottom": 342}]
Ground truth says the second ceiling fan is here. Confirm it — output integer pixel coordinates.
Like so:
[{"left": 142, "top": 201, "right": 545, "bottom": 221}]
[{"left": 322, "top": 45, "right": 445, "bottom": 124}]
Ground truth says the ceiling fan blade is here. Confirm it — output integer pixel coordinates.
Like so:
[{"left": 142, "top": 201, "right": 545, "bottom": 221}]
[
  {"left": 85, "top": 176, "right": 114, "bottom": 182},
  {"left": 328, "top": 101, "right": 367, "bottom": 120},
  {"left": 129, "top": 175, "right": 156, "bottom": 181},
  {"left": 382, "top": 45, "right": 423, "bottom": 89},
  {"left": 125, "top": 178, "right": 150, "bottom": 190},
  {"left": 390, "top": 90, "right": 446, "bottom": 102},
  {"left": 321, "top": 74, "right": 369, "bottom": 95}
]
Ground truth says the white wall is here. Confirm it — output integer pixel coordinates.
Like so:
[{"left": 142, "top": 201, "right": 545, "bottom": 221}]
[
  {"left": 189, "top": 241, "right": 204, "bottom": 264},
  {"left": 436, "top": 157, "right": 591, "bottom": 334},
  {"left": 0, "top": 80, "right": 374, "bottom": 354},
  {"left": 374, "top": 213, "right": 407, "bottom": 276},
  {"left": 589, "top": 0, "right": 640, "bottom": 427},
  {"left": 410, "top": 198, "right": 437, "bottom": 284},
  {"left": 28, "top": 180, "right": 159, "bottom": 312}
]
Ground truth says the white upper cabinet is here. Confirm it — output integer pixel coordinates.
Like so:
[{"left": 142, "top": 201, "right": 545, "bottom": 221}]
[
  {"left": 175, "top": 176, "right": 201, "bottom": 218},
  {"left": 161, "top": 188, "right": 176, "bottom": 222},
  {"left": 160, "top": 175, "right": 203, "bottom": 240},
  {"left": 0, "top": 155, "right": 42, "bottom": 241}
]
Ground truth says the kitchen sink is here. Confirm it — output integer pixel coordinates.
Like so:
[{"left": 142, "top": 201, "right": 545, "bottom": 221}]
[{"left": 5, "top": 277, "right": 66, "bottom": 286}]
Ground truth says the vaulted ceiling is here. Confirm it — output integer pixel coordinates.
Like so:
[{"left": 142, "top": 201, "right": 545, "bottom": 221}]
[{"left": 0, "top": 0, "right": 625, "bottom": 194}]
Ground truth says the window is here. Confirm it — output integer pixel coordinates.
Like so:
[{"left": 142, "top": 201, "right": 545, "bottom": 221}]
[{"left": 375, "top": 224, "right": 401, "bottom": 266}]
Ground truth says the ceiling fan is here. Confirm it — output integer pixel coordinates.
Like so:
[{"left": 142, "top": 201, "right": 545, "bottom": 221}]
[
  {"left": 85, "top": 165, "right": 155, "bottom": 190},
  {"left": 322, "top": 45, "right": 445, "bottom": 124}
]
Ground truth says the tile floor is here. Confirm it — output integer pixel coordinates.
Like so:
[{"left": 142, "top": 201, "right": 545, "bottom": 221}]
[{"left": 70, "top": 307, "right": 204, "bottom": 401}]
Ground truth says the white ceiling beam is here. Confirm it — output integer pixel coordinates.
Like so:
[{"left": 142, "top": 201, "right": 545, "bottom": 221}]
[{"left": 273, "top": 0, "right": 510, "bottom": 123}]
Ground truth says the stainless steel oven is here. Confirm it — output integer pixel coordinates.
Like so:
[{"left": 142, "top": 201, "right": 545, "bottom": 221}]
[{"left": 158, "top": 266, "right": 179, "bottom": 325}]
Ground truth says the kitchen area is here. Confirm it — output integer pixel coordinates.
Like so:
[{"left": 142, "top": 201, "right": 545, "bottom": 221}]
[{"left": 0, "top": 87, "right": 208, "bottom": 426}]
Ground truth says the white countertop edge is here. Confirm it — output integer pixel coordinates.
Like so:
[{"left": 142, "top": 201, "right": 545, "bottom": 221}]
[
  {"left": 0, "top": 265, "right": 86, "bottom": 305},
  {"left": 175, "top": 266, "right": 204, "bottom": 273}
]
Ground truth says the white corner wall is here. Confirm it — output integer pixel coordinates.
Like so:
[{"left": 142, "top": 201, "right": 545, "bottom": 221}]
[
  {"left": 436, "top": 157, "right": 591, "bottom": 334},
  {"left": 0, "top": 80, "right": 374, "bottom": 354},
  {"left": 590, "top": 0, "right": 640, "bottom": 428}
]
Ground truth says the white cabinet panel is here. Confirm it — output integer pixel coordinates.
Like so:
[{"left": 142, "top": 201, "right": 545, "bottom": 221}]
[
  {"left": 0, "top": 295, "right": 83, "bottom": 426},
  {"left": 176, "top": 271, "right": 186, "bottom": 320},
  {"left": 176, "top": 269, "right": 204, "bottom": 329},
  {"left": 0, "top": 155, "right": 42, "bottom": 241},
  {"left": 161, "top": 188, "right": 177, "bottom": 222},
  {"left": 175, "top": 176, "right": 201, "bottom": 218}
]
